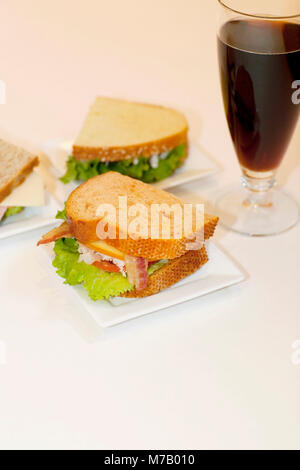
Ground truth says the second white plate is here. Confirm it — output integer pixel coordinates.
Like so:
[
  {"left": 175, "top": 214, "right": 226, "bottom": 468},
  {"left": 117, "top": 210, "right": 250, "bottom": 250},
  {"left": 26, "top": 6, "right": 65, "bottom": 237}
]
[{"left": 41, "top": 140, "right": 220, "bottom": 203}]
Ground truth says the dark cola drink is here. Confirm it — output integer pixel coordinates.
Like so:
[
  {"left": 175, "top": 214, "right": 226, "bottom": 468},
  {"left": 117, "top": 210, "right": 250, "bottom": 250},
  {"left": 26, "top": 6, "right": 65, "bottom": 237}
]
[{"left": 218, "top": 20, "right": 300, "bottom": 172}]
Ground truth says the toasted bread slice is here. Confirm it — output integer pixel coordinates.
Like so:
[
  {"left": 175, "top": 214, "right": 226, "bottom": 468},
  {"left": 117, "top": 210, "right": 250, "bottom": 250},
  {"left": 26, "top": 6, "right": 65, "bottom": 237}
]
[
  {"left": 73, "top": 97, "right": 188, "bottom": 162},
  {"left": 66, "top": 172, "right": 218, "bottom": 260},
  {"left": 121, "top": 246, "right": 208, "bottom": 298},
  {"left": 0, "top": 139, "right": 39, "bottom": 204}
]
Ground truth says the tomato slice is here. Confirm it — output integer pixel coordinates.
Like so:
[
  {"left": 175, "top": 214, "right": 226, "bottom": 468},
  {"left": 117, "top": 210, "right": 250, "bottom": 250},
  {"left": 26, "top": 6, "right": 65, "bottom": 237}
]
[{"left": 92, "top": 260, "right": 121, "bottom": 273}]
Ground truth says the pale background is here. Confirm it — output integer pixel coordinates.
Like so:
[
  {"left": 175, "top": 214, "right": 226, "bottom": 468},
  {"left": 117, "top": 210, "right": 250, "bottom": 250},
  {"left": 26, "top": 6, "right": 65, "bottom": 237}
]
[{"left": 0, "top": 0, "right": 300, "bottom": 450}]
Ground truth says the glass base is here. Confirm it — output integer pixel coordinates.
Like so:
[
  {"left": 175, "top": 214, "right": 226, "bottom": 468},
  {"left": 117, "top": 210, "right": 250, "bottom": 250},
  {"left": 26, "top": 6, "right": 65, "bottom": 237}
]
[{"left": 215, "top": 184, "right": 300, "bottom": 236}]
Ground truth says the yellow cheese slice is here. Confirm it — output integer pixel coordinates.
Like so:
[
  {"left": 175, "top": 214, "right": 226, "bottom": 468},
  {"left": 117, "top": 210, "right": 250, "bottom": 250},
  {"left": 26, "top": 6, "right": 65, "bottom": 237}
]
[
  {"left": 87, "top": 240, "right": 125, "bottom": 260},
  {"left": 1, "top": 170, "right": 45, "bottom": 207}
]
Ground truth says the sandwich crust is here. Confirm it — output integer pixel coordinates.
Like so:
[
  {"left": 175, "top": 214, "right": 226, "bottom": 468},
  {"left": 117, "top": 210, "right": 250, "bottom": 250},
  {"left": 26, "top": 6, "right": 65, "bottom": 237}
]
[
  {"left": 121, "top": 246, "right": 209, "bottom": 298},
  {"left": 66, "top": 172, "right": 218, "bottom": 260},
  {"left": 73, "top": 129, "right": 188, "bottom": 162},
  {"left": 104, "top": 215, "right": 217, "bottom": 260},
  {"left": 0, "top": 139, "right": 39, "bottom": 204}
]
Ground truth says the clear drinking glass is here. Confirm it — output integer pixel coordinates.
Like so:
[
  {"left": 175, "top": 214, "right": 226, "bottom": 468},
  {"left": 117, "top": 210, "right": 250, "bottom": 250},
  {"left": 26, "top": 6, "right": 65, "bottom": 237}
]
[{"left": 216, "top": 0, "right": 300, "bottom": 236}]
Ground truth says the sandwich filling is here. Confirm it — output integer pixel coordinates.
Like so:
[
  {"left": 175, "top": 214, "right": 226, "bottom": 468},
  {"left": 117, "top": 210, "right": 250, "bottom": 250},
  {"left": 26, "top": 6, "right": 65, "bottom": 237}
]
[
  {"left": 60, "top": 143, "right": 186, "bottom": 184},
  {"left": 37, "top": 209, "right": 169, "bottom": 300},
  {"left": 0, "top": 206, "right": 23, "bottom": 222},
  {"left": 46, "top": 237, "right": 167, "bottom": 300},
  {"left": 77, "top": 243, "right": 127, "bottom": 276}
]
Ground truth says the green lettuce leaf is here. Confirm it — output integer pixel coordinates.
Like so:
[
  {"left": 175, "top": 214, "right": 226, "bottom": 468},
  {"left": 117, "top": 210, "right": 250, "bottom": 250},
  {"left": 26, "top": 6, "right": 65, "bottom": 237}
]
[
  {"left": 60, "top": 144, "right": 186, "bottom": 184},
  {"left": 4, "top": 206, "right": 24, "bottom": 218},
  {"left": 55, "top": 202, "right": 67, "bottom": 221},
  {"left": 52, "top": 238, "right": 169, "bottom": 300},
  {"left": 53, "top": 238, "right": 133, "bottom": 300},
  {"left": 148, "top": 260, "right": 168, "bottom": 276}
]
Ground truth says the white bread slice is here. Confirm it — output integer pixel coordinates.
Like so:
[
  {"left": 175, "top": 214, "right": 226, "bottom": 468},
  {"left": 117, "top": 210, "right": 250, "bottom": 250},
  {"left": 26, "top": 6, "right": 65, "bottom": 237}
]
[
  {"left": 66, "top": 172, "right": 218, "bottom": 260},
  {"left": 73, "top": 97, "right": 188, "bottom": 162},
  {"left": 0, "top": 139, "right": 39, "bottom": 204},
  {"left": 121, "top": 246, "right": 208, "bottom": 298}
]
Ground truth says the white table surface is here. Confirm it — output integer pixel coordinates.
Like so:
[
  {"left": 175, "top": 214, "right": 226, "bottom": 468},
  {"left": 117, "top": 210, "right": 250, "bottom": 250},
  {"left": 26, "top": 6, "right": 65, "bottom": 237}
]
[{"left": 0, "top": 0, "right": 300, "bottom": 450}]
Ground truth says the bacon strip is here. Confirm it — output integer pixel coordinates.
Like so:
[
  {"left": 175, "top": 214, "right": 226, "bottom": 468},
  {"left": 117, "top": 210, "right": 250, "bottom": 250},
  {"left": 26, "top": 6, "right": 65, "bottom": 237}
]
[
  {"left": 0, "top": 207, "right": 7, "bottom": 222},
  {"left": 37, "top": 222, "right": 73, "bottom": 246},
  {"left": 125, "top": 255, "right": 148, "bottom": 291}
]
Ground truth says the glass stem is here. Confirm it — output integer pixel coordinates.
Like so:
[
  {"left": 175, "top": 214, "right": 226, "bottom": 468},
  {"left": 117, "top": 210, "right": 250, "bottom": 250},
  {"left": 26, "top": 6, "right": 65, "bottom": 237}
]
[{"left": 241, "top": 168, "right": 276, "bottom": 208}]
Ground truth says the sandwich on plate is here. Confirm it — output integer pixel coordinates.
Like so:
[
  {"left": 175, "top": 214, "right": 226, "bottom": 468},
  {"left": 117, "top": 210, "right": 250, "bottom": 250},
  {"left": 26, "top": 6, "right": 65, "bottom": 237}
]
[
  {"left": 0, "top": 139, "right": 44, "bottom": 223},
  {"left": 61, "top": 97, "right": 188, "bottom": 185},
  {"left": 38, "top": 172, "right": 218, "bottom": 300}
]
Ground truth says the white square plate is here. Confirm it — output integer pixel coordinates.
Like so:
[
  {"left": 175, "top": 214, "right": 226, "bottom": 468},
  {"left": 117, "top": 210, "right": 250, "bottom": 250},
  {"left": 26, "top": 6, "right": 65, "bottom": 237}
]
[
  {"left": 0, "top": 192, "right": 60, "bottom": 241},
  {"left": 40, "top": 140, "right": 220, "bottom": 203},
  {"left": 41, "top": 242, "right": 245, "bottom": 328}
]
